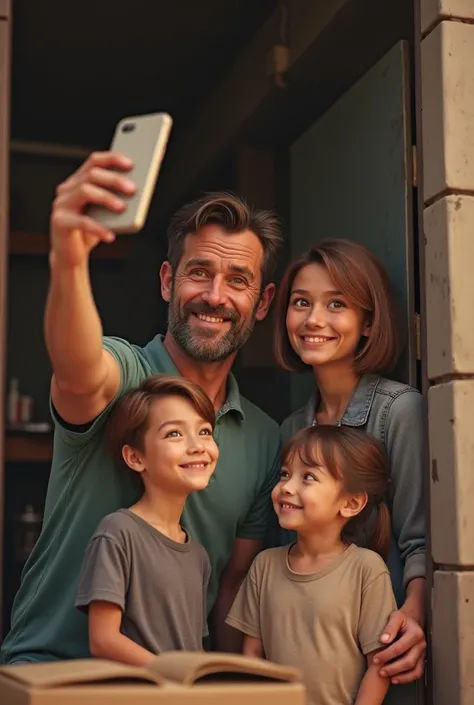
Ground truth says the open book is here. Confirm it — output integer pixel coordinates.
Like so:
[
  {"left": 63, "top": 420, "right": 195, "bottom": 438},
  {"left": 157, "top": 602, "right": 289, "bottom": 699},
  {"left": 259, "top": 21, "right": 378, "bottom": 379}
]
[{"left": 0, "top": 651, "right": 302, "bottom": 689}]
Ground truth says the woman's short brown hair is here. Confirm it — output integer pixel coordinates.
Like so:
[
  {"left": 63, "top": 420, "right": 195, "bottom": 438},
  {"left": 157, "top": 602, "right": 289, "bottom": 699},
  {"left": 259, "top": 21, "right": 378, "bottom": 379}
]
[
  {"left": 105, "top": 374, "right": 215, "bottom": 472},
  {"left": 274, "top": 239, "right": 404, "bottom": 375}
]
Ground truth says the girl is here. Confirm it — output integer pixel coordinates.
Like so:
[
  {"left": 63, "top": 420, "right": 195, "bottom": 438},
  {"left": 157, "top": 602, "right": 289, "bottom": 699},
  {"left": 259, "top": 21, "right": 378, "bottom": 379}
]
[
  {"left": 273, "top": 240, "right": 426, "bottom": 702},
  {"left": 227, "top": 425, "right": 397, "bottom": 705}
]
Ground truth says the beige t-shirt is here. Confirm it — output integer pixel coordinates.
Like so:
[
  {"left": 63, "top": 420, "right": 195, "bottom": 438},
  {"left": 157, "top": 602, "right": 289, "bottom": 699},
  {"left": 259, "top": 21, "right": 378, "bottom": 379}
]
[{"left": 226, "top": 543, "right": 397, "bottom": 705}]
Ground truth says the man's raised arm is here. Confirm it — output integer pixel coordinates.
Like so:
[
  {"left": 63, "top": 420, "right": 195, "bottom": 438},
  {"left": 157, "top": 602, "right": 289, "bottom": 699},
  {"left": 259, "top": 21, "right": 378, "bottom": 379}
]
[{"left": 45, "top": 151, "right": 136, "bottom": 425}]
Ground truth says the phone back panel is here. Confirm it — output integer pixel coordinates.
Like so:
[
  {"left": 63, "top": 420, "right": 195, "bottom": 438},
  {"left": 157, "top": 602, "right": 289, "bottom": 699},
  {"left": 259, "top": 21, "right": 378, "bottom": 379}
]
[{"left": 88, "top": 112, "right": 172, "bottom": 234}]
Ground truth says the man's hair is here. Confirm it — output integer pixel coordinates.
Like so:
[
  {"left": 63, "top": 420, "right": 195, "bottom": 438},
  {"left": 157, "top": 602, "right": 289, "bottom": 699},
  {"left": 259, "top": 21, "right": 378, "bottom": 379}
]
[
  {"left": 166, "top": 191, "right": 283, "bottom": 287},
  {"left": 105, "top": 374, "right": 215, "bottom": 472}
]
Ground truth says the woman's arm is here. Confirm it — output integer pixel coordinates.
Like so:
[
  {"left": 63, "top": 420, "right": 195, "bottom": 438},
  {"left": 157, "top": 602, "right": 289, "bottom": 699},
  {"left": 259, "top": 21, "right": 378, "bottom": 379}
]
[
  {"left": 89, "top": 601, "right": 155, "bottom": 667},
  {"left": 355, "top": 652, "right": 390, "bottom": 705},
  {"left": 375, "top": 390, "right": 427, "bottom": 683},
  {"left": 402, "top": 577, "right": 426, "bottom": 627},
  {"left": 386, "top": 390, "right": 426, "bottom": 592}
]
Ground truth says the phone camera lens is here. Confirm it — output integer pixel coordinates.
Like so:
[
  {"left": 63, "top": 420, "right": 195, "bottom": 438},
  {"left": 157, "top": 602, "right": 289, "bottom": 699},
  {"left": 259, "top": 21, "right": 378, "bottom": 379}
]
[{"left": 122, "top": 123, "right": 135, "bottom": 133}]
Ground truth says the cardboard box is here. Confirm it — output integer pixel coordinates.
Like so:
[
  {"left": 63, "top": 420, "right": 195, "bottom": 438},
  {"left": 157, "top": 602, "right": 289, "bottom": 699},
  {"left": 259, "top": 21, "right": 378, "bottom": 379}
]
[{"left": 0, "top": 651, "right": 306, "bottom": 705}]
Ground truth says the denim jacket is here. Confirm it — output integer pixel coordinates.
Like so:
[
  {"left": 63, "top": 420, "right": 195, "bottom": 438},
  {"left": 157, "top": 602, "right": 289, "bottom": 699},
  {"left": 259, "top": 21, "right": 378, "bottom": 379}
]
[{"left": 280, "top": 373, "right": 426, "bottom": 605}]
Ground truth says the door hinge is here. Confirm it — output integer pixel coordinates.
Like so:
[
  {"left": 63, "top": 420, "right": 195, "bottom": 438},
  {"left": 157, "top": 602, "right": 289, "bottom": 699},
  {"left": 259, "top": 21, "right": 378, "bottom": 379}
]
[
  {"left": 414, "top": 313, "right": 422, "bottom": 360},
  {"left": 412, "top": 145, "right": 418, "bottom": 188}
]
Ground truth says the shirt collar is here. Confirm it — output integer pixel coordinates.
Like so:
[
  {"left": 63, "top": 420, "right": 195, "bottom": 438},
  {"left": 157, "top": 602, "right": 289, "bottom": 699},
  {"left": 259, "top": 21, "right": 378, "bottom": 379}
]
[
  {"left": 140, "top": 335, "right": 245, "bottom": 422},
  {"left": 302, "top": 373, "right": 380, "bottom": 427},
  {"left": 217, "top": 373, "right": 245, "bottom": 422}
]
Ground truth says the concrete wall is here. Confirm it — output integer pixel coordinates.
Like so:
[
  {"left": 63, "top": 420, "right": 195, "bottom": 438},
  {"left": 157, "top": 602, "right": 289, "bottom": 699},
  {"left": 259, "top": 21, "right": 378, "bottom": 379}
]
[{"left": 421, "top": 2, "right": 474, "bottom": 703}]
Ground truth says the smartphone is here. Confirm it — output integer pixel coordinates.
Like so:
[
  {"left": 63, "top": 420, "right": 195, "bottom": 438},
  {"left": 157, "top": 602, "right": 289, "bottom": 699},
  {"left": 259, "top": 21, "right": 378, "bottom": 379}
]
[{"left": 88, "top": 112, "right": 173, "bottom": 234}]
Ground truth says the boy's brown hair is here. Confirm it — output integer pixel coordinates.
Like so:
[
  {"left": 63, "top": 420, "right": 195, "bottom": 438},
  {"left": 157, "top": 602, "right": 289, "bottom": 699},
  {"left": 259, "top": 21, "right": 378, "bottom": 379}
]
[
  {"left": 166, "top": 191, "right": 283, "bottom": 288},
  {"left": 106, "top": 374, "right": 215, "bottom": 472},
  {"left": 274, "top": 239, "right": 403, "bottom": 375},
  {"left": 283, "top": 425, "right": 391, "bottom": 560}
]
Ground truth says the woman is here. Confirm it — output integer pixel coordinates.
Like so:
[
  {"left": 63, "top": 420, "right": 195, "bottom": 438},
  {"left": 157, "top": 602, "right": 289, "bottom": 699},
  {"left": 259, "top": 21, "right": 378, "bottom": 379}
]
[{"left": 274, "top": 240, "right": 426, "bottom": 705}]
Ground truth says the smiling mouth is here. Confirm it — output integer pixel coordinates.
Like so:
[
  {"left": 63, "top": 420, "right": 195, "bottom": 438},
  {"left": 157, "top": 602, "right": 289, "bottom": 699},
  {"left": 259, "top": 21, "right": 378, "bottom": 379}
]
[
  {"left": 180, "top": 462, "right": 209, "bottom": 470},
  {"left": 300, "top": 335, "right": 335, "bottom": 344},
  {"left": 193, "top": 312, "right": 230, "bottom": 325},
  {"left": 279, "top": 502, "right": 303, "bottom": 510}
]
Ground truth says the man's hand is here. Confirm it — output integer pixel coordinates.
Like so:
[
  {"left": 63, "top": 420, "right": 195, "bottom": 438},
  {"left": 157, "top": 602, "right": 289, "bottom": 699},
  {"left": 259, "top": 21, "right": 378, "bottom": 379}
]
[
  {"left": 50, "top": 151, "right": 136, "bottom": 268},
  {"left": 373, "top": 610, "right": 426, "bottom": 685}
]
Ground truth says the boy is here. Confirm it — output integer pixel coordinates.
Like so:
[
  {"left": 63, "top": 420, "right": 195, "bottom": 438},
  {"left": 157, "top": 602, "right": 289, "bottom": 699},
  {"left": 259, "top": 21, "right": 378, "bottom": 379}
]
[{"left": 75, "top": 374, "right": 219, "bottom": 666}]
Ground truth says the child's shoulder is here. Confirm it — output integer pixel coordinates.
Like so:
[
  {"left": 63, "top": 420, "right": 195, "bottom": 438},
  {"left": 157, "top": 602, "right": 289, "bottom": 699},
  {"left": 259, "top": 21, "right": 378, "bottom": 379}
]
[
  {"left": 189, "top": 537, "right": 211, "bottom": 567},
  {"left": 347, "top": 545, "right": 390, "bottom": 581},
  {"left": 250, "top": 546, "right": 288, "bottom": 574},
  {"left": 91, "top": 508, "right": 137, "bottom": 541}
]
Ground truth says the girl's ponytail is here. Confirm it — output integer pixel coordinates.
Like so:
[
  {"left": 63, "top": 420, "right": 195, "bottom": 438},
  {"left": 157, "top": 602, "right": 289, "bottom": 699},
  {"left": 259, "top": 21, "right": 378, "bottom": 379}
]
[{"left": 369, "top": 500, "right": 391, "bottom": 560}]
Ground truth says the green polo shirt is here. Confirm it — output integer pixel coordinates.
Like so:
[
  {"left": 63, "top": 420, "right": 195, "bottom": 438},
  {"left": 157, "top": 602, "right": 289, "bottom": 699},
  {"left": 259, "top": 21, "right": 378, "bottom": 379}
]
[{"left": 1, "top": 335, "right": 280, "bottom": 664}]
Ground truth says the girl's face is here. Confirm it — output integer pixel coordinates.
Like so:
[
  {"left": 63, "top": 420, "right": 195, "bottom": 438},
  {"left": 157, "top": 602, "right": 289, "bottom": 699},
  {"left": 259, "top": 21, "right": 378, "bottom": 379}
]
[
  {"left": 271, "top": 451, "right": 347, "bottom": 533},
  {"left": 285, "top": 263, "right": 371, "bottom": 370}
]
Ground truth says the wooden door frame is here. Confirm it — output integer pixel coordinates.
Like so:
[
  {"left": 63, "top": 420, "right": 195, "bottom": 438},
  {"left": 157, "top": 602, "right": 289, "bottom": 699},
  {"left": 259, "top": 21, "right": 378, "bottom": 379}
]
[
  {"left": 413, "top": 2, "right": 432, "bottom": 702},
  {"left": 0, "top": 0, "right": 11, "bottom": 638}
]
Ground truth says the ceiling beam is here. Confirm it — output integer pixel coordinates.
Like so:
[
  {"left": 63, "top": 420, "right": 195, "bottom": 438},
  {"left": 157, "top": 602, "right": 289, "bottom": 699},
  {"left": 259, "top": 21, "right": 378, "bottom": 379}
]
[
  {"left": 10, "top": 139, "right": 91, "bottom": 160},
  {"left": 0, "top": 0, "right": 9, "bottom": 18},
  {"left": 155, "top": 0, "right": 349, "bottom": 211}
]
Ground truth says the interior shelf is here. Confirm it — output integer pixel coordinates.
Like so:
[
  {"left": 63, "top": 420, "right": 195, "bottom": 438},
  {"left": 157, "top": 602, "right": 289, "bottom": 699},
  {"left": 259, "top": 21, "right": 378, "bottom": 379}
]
[
  {"left": 5, "top": 433, "right": 53, "bottom": 463},
  {"left": 9, "top": 231, "right": 131, "bottom": 260}
]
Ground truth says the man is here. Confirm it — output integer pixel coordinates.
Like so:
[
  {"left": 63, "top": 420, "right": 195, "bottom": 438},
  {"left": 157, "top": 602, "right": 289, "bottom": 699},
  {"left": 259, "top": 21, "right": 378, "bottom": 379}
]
[{"left": 1, "top": 151, "right": 282, "bottom": 663}]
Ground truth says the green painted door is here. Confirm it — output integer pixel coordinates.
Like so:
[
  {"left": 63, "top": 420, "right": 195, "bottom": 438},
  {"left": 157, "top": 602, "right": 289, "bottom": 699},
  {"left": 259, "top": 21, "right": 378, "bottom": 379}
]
[{"left": 290, "top": 41, "right": 415, "bottom": 409}]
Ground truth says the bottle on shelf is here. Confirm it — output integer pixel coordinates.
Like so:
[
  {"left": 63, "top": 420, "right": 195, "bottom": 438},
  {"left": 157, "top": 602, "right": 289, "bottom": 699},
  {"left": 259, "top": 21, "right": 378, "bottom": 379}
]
[
  {"left": 7, "top": 378, "right": 20, "bottom": 426},
  {"left": 19, "top": 395, "right": 33, "bottom": 423}
]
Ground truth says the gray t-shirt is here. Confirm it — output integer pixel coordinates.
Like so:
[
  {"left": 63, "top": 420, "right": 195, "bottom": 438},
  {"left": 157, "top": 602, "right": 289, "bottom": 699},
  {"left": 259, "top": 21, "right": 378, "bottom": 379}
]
[{"left": 75, "top": 509, "right": 210, "bottom": 654}]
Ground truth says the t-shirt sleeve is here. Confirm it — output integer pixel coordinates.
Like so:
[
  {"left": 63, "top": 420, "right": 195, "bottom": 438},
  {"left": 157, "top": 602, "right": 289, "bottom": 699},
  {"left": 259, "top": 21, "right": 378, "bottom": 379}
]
[
  {"left": 225, "top": 558, "right": 261, "bottom": 639},
  {"left": 50, "top": 336, "right": 144, "bottom": 448},
  {"left": 237, "top": 437, "right": 281, "bottom": 541},
  {"left": 75, "top": 533, "right": 130, "bottom": 612},
  {"left": 358, "top": 566, "right": 397, "bottom": 655}
]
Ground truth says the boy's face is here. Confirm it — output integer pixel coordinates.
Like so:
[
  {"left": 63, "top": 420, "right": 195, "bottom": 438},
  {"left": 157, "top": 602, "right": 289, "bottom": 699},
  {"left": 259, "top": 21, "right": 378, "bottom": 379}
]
[
  {"left": 130, "top": 395, "right": 218, "bottom": 494},
  {"left": 271, "top": 452, "right": 348, "bottom": 534}
]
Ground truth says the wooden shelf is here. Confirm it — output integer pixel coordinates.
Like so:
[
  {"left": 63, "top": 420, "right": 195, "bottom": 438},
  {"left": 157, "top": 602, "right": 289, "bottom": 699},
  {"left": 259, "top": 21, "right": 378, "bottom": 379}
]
[
  {"left": 9, "top": 231, "right": 131, "bottom": 260},
  {"left": 5, "top": 434, "right": 53, "bottom": 463}
]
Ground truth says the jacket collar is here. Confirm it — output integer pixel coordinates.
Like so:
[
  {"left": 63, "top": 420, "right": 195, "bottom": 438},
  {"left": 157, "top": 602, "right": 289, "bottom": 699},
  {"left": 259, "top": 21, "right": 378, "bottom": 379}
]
[{"left": 302, "top": 373, "right": 380, "bottom": 427}]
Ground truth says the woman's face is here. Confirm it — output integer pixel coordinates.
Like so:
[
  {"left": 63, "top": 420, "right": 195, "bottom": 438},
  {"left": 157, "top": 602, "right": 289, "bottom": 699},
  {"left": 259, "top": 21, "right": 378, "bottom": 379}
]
[{"left": 285, "top": 263, "right": 370, "bottom": 370}]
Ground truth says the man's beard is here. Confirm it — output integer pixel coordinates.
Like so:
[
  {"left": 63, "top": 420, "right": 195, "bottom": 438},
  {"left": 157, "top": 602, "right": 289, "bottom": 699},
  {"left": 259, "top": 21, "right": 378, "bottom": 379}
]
[{"left": 167, "top": 294, "right": 259, "bottom": 363}]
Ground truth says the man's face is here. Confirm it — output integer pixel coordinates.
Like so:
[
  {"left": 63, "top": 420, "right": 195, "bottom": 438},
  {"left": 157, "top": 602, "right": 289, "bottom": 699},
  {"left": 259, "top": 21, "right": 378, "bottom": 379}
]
[{"left": 161, "top": 224, "right": 274, "bottom": 363}]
